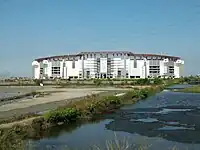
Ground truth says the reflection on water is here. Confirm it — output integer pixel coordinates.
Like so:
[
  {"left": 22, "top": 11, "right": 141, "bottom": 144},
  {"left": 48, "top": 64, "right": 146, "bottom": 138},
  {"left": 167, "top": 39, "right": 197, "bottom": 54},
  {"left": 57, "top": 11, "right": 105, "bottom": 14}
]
[
  {"left": 130, "top": 118, "right": 159, "bottom": 123},
  {"left": 30, "top": 86, "right": 200, "bottom": 150},
  {"left": 157, "top": 126, "right": 195, "bottom": 130},
  {"left": 105, "top": 105, "right": 200, "bottom": 144}
]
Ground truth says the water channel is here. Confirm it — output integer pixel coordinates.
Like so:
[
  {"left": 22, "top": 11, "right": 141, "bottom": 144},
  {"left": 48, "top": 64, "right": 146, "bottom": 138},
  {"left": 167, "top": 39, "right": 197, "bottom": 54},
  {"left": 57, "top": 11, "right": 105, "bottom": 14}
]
[{"left": 28, "top": 84, "right": 200, "bottom": 150}]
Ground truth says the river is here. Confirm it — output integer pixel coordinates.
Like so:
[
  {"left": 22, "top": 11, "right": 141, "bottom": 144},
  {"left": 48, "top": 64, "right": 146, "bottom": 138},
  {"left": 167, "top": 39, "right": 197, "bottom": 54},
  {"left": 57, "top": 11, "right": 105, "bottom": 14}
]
[{"left": 27, "top": 84, "right": 200, "bottom": 150}]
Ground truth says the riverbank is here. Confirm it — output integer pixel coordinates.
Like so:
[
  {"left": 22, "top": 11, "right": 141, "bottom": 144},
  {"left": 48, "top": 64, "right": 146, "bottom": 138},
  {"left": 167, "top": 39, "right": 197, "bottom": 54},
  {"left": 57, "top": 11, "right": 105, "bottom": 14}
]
[
  {"left": 174, "top": 85, "right": 200, "bottom": 93},
  {"left": 0, "top": 87, "right": 135, "bottom": 124},
  {"left": 25, "top": 85, "right": 200, "bottom": 150},
  {"left": 0, "top": 86, "right": 162, "bottom": 126},
  {"left": 0, "top": 85, "right": 164, "bottom": 149}
]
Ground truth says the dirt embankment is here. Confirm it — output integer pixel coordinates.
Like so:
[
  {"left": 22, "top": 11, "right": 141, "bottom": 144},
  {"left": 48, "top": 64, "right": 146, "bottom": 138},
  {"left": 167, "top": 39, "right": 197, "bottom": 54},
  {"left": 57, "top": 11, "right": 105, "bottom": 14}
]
[
  {"left": 0, "top": 86, "right": 153, "bottom": 129},
  {"left": 0, "top": 87, "right": 133, "bottom": 122}
]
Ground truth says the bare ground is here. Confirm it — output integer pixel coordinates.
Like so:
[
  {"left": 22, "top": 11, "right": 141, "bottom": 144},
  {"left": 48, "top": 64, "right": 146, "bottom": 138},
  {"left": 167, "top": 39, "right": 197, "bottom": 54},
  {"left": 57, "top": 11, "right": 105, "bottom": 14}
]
[
  {"left": 0, "top": 86, "right": 151, "bottom": 128},
  {"left": 0, "top": 87, "right": 133, "bottom": 122}
]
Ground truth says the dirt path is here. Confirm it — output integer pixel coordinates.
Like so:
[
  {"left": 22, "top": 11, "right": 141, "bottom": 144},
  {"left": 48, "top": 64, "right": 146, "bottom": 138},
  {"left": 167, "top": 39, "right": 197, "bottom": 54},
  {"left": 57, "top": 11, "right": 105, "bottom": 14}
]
[
  {"left": 0, "top": 87, "right": 131, "bottom": 121},
  {"left": 0, "top": 117, "right": 40, "bottom": 129}
]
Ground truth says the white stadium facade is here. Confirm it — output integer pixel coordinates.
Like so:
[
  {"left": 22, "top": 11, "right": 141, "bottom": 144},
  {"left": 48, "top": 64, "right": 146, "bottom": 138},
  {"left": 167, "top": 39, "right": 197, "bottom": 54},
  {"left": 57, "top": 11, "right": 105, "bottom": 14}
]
[{"left": 32, "top": 51, "right": 184, "bottom": 79}]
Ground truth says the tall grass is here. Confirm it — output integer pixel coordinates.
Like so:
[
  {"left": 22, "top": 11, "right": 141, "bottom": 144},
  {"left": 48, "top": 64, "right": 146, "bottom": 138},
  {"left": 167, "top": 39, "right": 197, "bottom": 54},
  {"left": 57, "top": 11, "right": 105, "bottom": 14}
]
[
  {"left": 92, "top": 133, "right": 151, "bottom": 150},
  {"left": 0, "top": 125, "right": 28, "bottom": 150}
]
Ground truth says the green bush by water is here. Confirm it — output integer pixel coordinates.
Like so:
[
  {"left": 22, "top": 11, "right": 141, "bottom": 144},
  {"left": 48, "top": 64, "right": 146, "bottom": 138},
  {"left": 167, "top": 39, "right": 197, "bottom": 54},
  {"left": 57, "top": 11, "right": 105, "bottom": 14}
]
[
  {"left": 44, "top": 108, "right": 81, "bottom": 124},
  {"left": 44, "top": 95, "right": 122, "bottom": 124},
  {"left": 122, "top": 87, "right": 159, "bottom": 101},
  {"left": 86, "top": 95, "right": 121, "bottom": 113}
]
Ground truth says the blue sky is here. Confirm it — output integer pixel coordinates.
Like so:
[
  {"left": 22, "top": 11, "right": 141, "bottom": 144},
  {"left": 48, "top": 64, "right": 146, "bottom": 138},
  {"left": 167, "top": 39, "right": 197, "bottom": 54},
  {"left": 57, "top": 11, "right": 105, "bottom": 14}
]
[{"left": 0, "top": 0, "right": 200, "bottom": 76}]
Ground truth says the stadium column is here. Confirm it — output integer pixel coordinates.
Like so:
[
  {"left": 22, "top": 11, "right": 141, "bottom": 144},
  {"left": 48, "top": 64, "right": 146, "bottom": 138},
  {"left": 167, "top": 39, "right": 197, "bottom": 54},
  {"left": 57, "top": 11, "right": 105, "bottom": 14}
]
[
  {"left": 123, "top": 55, "right": 127, "bottom": 78},
  {"left": 60, "top": 60, "right": 64, "bottom": 79},
  {"left": 144, "top": 58, "right": 147, "bottom": 78},
  {"left": 82, "top": 55, "right": 85, "bottom": 79}
]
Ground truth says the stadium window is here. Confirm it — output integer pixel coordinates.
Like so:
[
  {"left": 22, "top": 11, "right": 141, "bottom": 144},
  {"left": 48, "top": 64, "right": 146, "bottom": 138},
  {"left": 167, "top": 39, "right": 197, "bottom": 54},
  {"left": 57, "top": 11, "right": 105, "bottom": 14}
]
[{"left": 147, "top": 56, "right": 151, "bottom": 59}]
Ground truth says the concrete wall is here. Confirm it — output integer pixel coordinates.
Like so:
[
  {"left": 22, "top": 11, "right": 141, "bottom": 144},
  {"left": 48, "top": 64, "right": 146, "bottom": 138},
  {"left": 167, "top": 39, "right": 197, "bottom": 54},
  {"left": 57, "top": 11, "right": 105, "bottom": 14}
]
[
  {"left": 65, "top": 60, "right": 81, "bottom": 78},
  {"left": 32, "top": 61, "right": 40, "bottom": 79},
  {"left": 84, "top": 58, "right": 96, "bottom": 78},
  {"left": 127, "top": 59, "right": 145, "bottom": 78},
  {"left": 112, "top": 58, "right": 124, "bottom": 78}
]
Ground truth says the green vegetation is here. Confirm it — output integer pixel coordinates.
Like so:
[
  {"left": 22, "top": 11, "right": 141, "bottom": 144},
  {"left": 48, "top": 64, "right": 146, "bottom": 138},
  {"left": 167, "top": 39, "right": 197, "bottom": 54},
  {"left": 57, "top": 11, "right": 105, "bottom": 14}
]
[
  {"left": 0, "top": 78, "right": 181, "bottom": 87},
  {"left": 93, "top": 79, "right": 103, "bottom": 86},
  {"left": 0, "top": 77, "right": 194, "bottom": 150},
  {"left": 0, "top": 86, "right": 164, "bottom": 149},
  {"left": 33, "top": 79, "right": 43, "bottom": 85},
  {"left": 44, "top": 108, "right": 81, "bottom": 124},
  {"left": 0, "top": 125, "right": 28, "bottom": 150},
  {"left": 56, "top": 78, "right": 181, "bottom": 87},
  {"left": 43, "top": 86, "right": 163, "bottom": 124},
  {"left": 176, "top": 85, "right": 200, "bottom": 93},
  {"left": 0, "top": 78, "right": 179, "bottom": 150},
  {"left": 179, "top": 76, "right": 200, "bottom": 84}
]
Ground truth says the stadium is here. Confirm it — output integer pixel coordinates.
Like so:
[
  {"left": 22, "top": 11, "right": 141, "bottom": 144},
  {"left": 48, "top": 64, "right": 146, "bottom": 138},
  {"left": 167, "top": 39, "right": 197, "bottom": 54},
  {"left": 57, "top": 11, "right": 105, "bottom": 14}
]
[{"left": 32, "top": 51, "right": 184, "bottom": 79}]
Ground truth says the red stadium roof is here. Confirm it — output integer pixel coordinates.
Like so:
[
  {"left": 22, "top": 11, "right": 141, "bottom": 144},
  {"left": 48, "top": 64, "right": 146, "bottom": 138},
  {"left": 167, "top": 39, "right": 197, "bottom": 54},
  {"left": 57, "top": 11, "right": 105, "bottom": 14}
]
[
  {"left": 35, "top": 51, "right": 181, "bottom": 61},
  {"left": 134, "top": 53, "right": 180, "bottom": 59},
  {"left": 35, "top": 54, "right": 82, "bottom": 61}
]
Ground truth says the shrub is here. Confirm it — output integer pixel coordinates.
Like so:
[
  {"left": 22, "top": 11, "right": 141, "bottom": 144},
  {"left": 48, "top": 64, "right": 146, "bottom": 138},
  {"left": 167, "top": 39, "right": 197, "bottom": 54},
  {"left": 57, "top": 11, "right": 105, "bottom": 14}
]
[
  {"left": 107, "top": 78, "right": 111, "bottom": 81},
  {"left": 122, "top": 90, "right": 140, "bottom": 100},
  {"left": 153, "top": 78, "right": 163, "bottom": 85},
  {"left": 44, "top": 108, "right": 81, "bottom": 124},
  {"left": 139, "top": 87, "right": 159, "bottom": 99},
  {"left": 121, "top": 87, "right": 159, "bottom": 101},
  {"left": 33, "top": 79, "right": 43, "bottom": 86},
  {"left": 93, "top": 79, "right": 102, "bottom": 86},
  {"left": 31, "top": 117, "right": 46, "bottom": 130},
  {"left": 104, "top": 95, "right": 121, "bottom": 105},
  {"left": 109, "top": 81, "right": 114, "bottom": 86},
  {"left": 76, "top": 81, "right": 80, "bottom": 85},
  {"left": 85, "top": 95, "right": 121, "bottom": 114},
  {"left": 136, "top": 78, "right": 150, "bottom": 85},
  {"left": 87, "top": 103, "right": 98, "bottom": 113},
  {"left": 59, "top": 81, "right": 70, "bottom": 87},
  {"left": 138, "top": 88, "right": 149, "bottom": 99},
  {"left": 0, "top": 125, "right": 27, "bottom": 150},
  {"left": 120, "top": 81, "right": 127, "bottom": 85},
  {"left": 130, "top": 81, "right": 136, "bottom": 85}
]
